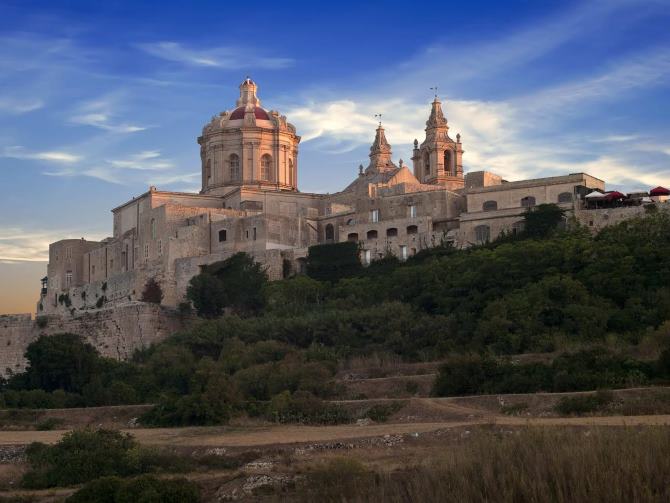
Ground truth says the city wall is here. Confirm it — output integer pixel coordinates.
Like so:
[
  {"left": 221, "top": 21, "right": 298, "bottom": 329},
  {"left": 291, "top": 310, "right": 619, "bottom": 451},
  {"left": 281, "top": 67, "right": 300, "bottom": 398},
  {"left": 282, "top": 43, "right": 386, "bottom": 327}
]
[{"left": 0, "top": 303, "right": 188, "bottom": 378}]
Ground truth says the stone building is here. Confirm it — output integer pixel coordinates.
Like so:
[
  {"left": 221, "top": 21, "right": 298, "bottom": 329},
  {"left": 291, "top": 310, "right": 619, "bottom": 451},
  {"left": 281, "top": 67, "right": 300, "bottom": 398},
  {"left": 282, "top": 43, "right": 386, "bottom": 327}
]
[{"left": 38, "top": 78, "right": 613, "bottom": 315}]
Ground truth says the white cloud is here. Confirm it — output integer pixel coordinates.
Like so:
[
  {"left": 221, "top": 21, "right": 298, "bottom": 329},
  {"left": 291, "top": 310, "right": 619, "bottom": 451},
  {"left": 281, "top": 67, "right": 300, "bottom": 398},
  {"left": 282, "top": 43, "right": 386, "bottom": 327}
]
[
  {"left": 0, "top": 97, "right": 44, "bottom": 114},
  {"left": 108, "top": 150, "right": 173, "bottom": 170},
  {"left": 137, "top": 41, "right": 294, "bottom": 69},
  {"left": 0, "top": 227, "right": 106, "bottom": 262},
  {"left": 69, "top": 98, "right": 146, "bottom": 133},
  {"left": 1, "top": 146, "right": 81, "bottom": 163}
]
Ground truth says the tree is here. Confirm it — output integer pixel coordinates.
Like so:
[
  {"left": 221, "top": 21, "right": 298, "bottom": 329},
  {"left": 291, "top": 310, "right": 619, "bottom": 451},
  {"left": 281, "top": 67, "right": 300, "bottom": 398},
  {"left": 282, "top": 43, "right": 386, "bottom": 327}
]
[
  {"left": 306, "top": 241, "right": 362, "bottom": 282},
  {"left": 187, "top": 253, "right": 267, "bottom": 317},
  {"left": 140, "top": 278, "right": 163, "bottom": 304},
  {"left": 523, "top": 204, "right": 566, "bottom": 238},
  {"left": 13, "top": 334, "right": 102, "bottom": 394}
]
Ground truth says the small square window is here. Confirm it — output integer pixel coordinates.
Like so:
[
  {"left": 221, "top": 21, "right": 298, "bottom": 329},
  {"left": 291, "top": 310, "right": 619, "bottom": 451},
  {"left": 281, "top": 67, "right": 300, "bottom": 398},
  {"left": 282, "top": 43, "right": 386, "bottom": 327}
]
[{"left": 219, "top": 229, "right": 227, "bottom": 242}]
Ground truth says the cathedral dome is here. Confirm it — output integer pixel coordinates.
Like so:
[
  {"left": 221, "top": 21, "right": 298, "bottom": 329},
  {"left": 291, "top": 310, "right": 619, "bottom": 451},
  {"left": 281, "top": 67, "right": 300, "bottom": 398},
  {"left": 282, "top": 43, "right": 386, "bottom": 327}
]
[{"left": 229, "top": 105, "right": 270, "bottom": 120}]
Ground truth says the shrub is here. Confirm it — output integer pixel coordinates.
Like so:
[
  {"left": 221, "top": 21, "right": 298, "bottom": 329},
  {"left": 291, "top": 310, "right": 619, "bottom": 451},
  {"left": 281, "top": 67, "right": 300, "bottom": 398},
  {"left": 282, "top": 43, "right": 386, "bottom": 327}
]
[
  {"left": 365, "top": 402, "right": 404, "bottom": 422},
  {"left": 21, "top": 429, "right": 139, "bottom": 488},
  {"left": 555, "top": 390, "right": 615, "bottom": 416},
  {"left": 35, "top": 316, "right": 48, "bottom": 328},
  {"left": 67, "top": 475, "right": 200, "bottom": 503},
  {"left": 299, "top": 458, "right": 373, "bottom": 501},
  {"left": 140, "top": 393, "right": 232, "bottom": 427},
  {"left": 95, "top": 296, "right": 106, "bottom": 308},
  {"left": 66, "top": 476, "right": 121, "bottom": 503},
  {"left": 35, "top": 418, "right": 63, "bottom": 431},
  {"left": 140, "top": 278, "right": 163, "bottom": 304},
  {"left": 266, "top": 390, "right": 350, "bottom": 424}
]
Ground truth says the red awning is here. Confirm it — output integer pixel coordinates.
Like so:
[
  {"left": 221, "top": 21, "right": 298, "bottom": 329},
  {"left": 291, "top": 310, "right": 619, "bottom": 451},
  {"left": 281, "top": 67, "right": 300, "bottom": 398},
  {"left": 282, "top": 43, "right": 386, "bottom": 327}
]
[
  {"left": 650, "top": 186, "right": 670, "bottom": 196},
  {"left": 604, "top": 191, "right": 625, "bottom": 200}
]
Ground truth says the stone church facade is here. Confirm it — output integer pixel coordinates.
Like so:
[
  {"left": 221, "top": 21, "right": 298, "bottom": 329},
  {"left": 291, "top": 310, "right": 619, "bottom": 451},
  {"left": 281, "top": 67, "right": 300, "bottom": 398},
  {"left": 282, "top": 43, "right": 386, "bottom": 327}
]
[{"left": 39, "top": 78, "right": 607, "bottom": 316}]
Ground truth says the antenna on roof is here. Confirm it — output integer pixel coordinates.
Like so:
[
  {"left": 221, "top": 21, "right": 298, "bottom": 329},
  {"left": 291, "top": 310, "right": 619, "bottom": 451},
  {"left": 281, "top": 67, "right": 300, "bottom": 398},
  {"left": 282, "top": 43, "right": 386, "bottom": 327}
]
[
  {"left": 430, "top": 86, "right": 439, "bottom": 99},
  {"left": 374, "top": 113, "right": 383, "bottom": 126}
]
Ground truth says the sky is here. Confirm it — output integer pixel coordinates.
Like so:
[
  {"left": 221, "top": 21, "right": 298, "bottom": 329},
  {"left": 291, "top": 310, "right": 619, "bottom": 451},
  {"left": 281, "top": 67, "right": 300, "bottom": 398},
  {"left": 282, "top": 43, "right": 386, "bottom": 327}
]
[{"left": 1, "top": 0, "right": 669, "bottom": 314}]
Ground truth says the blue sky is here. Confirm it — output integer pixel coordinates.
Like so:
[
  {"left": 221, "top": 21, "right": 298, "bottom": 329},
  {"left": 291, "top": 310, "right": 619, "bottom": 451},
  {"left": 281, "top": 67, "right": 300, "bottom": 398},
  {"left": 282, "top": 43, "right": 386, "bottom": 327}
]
[{"left": 1, "top": 0, "right": 670, "bottom": 313}]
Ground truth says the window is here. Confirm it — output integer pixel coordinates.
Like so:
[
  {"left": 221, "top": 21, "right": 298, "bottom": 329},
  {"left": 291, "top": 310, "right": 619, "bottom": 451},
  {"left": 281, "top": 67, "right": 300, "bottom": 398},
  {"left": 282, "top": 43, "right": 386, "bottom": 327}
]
[
  {"left": 66, "top": 247, "right": 72, "bottom": 260},
  {"left": 444, "top": 150, "right": 452, "bottom": 175},
  {"left": 370, "top": 209, "right": 379, "bottom": 223},
  {"left": 110, "top": 259, "right": 114, "bottom": 269},
  {"left": 144, "top": 244, "right": 149, "bottom": 259},
  {"left": 92, "top": 265, "right": 95, "bottom": 275},
  {"left": 521, "top": 196, "right": 536, "bottom": 208},
  {"left": 367, "top": 230, "right": 378, "bottom": 240},
  {"left": 229, "top": 154, "right": 240, "bottom": 180},
  {"left": 260, "top": 154, "right": 272, "bottom": 181},
  {"left": 288, "top": 158, "right": 294, "bottom": 186},
  {"left": 512, "top": 221, "right": 525, "bottom": 235},
  {"left": 253, "top": 227, "right": 257, "bottom": 240},
  {"left": 407, "top": 225, "right": 418, "bottom": 235},
  {"left": 482, "top": 200, "right": 498, "bottom": 212},
  {"left": 325, "top": 224, "right": 334, "bottom": 241},
  {"left": 409, "top": 205, "right": 417, "bottom": 218},
  {"left": 386, "top": 227, "right": 398, "bottom": 237},
  {"left": 246, "top": 230, "right": 249, "bottom": 239},
  {"left": 423, "top": 152, "right": 430, "bottom": 175},
  {"left": 475, "top": 225, "right": 490, "bottom": 244},
  {"left": 66, "top": 271, "right": 72, "bottom": 287},
  {"left": 218, "top": 229, "right": 227, "bottom": 242},
  {"left": 399, "top": 245, "right": 408, "bottom": 260},
  {"left": 346, "top": 218, "right": 356, "bottom": 226},
  {"left": 206, "top": 159, "right": 212, "bottom": 182},
  {"left": 558, "top": 192, "right": 572, "bottom": 203},
  {"left": 151, "top": 218, "right": 156, "bottom": 239},
  {"left": 347, "top": 233, "right": 359, "bottom": 242},
  {"left": 157, "top": 240, "right": 162, "bottom": 255}
]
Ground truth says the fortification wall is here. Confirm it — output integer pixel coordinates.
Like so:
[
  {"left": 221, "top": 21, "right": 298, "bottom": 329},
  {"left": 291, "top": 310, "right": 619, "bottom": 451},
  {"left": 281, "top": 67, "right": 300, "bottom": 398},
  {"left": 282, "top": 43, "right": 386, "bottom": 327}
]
[{"left": 0, "top": 303, "right": 188, "bottom": 378}]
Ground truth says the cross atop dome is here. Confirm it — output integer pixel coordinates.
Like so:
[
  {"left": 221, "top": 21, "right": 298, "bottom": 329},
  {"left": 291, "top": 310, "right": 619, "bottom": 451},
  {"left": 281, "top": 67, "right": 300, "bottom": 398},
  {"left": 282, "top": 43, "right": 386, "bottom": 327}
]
[{"left": 237, "top": 76, "right": 261, "bottom": 107}]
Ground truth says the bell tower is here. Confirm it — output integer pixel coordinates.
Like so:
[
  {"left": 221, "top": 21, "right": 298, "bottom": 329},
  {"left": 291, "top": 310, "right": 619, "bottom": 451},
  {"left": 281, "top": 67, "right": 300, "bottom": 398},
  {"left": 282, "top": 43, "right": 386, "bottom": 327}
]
[{"left": 412, "top": 96, "right": 464, "bottom": 191}]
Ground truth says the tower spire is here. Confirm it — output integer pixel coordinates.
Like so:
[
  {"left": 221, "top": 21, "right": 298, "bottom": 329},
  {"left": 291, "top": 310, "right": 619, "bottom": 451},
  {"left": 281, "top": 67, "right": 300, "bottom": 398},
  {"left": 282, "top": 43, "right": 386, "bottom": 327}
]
[{"left": 367, "top": 123, "right": 393, "bottom": 172}]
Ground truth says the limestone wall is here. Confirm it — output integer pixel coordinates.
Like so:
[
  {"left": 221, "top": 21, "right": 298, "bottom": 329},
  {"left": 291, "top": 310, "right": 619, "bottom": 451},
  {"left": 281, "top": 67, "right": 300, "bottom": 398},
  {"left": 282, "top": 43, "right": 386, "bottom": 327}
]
[{"left": 0, "top": 303, "right": 188, "bottom": 378}]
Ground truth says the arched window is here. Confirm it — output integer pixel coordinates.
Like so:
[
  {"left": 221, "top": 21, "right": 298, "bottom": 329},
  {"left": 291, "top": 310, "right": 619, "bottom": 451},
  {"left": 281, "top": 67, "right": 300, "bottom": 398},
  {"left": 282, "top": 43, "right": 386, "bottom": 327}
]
[
  {"left": 521, "top": 196, "right": 536, "bottom": 208},
  {"left": 407, "top": 225, "right": 418, "bottom": 235},
  {"left": 386, "top": 227, "right": 398, "bottom": 237},
  {"left": 557, "top": 192, "right": 572, "bottom": 204},
  {"left": 347, "top": 232, "right": 359, "bottom": 242},
  {"left": 423, "top": 152, "right": 430, "bottom": 176},
  {"left": 229, "top": 154, "right": 240, "bottom": 181},
  {"left": 261, "top": 154, "right": 272, "bottom": 181},
  {"left": 475, "top": 225, "right": 490, "bottom": 244},
  {"left": 367, "top": 230, "right": 378, "bottom": 240},
  {"left": 288, "top": 158, "right": 294, "bottom": 186},
  {"left": 325, "top": 224, "right": 334, "bottom": 241},
  {"left": 482, "top": 200, "right": 498, "bottom": 212},
  {"left": 444, "top": 150, "right": 452, "bottom": 175},
  {"left": 346, "top": 218, "right": 356, "bottom": 226},
  {"left": 150, "top": 218, "right": 156, "bottom": 239}
]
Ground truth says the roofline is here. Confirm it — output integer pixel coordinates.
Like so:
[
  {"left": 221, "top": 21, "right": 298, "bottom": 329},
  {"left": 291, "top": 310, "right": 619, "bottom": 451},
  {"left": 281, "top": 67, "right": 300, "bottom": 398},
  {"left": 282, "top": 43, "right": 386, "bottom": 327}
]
[
  {"left": 110, "top": 189, "right": 224, "bottom": 213},
  {"left": 465, "top": 172, "right": 604, "bottom": 194}
]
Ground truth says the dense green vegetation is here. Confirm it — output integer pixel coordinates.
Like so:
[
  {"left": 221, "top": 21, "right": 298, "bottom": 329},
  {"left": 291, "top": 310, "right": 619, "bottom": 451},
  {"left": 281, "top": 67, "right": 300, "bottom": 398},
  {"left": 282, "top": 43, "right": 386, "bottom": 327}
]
[{"left": 1, "top": 208, "right": 670, "bottom": 422}]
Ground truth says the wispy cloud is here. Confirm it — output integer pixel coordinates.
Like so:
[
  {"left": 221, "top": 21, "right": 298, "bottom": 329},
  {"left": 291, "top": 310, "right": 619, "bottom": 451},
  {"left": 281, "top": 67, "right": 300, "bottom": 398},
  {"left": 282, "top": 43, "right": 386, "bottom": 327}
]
[
  {"left": 0, "top": 227, "right": 106, "bottom": 262},
  {"left": 0, "top": 97, "right": 44, "bottom": 114},
  {"left": 108, "top": 150, "right": 174, "bottom": 170},
  {"left": 69, "top": 99, "right": 146, "bottom": 133},
  {"left": 137, "top": 41, "right": 294, "bottom": 69},
  {"left": 1, "top": 146, "right": 81, "bottom": 163}
]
